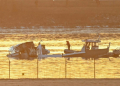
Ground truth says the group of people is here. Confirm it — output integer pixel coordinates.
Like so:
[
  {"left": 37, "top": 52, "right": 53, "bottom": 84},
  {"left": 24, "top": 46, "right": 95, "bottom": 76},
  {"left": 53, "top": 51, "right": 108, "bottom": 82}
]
[
  {"left": 66, "top": 40, "right": 98, "bottom": 50},
  {"left": 85, "top": 42, "right": 98, "bottom": 50}
]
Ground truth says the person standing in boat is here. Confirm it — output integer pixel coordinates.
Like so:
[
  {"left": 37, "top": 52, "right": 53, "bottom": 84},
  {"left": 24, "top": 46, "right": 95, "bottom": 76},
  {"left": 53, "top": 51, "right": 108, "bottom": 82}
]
[
  {"left": 66, "top": 41, "right": 70, "bottom": 50},
  {"left": 37, "top": 42, "right": 42, "bottom": 55}
]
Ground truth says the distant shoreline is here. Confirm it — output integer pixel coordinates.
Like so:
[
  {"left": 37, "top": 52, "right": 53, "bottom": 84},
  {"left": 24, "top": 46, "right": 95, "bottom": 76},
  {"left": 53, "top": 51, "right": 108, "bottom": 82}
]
[
  {"left": 0, "top": 25, "right": 120, "bottom": 29},
  {"left": 0, "top": 1, "right": 120, "bottom": 29}
]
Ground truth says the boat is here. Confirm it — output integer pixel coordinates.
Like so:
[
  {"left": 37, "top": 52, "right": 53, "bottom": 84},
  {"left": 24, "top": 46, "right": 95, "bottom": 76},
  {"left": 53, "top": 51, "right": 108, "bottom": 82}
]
[
  {"left": 7, "top": 38, "right": 120, "bottom": 60},
  {"left": 63, "top": 38, "right": 111, "bottom": 59},
  {"left": 7, "top": 41, "right": 50, "bottom": 60}
]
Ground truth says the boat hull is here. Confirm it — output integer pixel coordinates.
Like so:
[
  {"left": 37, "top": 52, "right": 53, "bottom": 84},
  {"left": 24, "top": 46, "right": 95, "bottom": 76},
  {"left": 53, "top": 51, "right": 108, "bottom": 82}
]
[{"left": 63, "top": 48, "right": 109, "bottom": 59}]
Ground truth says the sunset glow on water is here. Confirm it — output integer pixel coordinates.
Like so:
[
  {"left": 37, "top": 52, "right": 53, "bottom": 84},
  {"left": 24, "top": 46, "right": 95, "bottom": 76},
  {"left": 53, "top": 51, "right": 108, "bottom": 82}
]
[{"left": 0, "top": 28, "right": 120, "bottom": 79}]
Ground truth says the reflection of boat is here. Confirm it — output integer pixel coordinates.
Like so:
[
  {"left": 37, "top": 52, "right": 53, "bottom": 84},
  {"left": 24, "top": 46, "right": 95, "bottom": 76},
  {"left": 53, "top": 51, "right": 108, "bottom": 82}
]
[
  {"left": 7, "top": 41, "right": 50, "bottom": 60},
  {"left": 63, "top": 38, "right": 111, "bottom": 59}
]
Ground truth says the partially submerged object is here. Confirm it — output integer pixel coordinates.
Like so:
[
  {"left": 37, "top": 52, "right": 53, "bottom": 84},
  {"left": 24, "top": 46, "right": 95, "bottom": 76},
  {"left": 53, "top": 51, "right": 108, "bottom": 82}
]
[
  {"left": 7, "top": 41, "right": 50, "bottom": 60},
  {"left": 7, "top": 37, "right": 120, "bottom": 60}
]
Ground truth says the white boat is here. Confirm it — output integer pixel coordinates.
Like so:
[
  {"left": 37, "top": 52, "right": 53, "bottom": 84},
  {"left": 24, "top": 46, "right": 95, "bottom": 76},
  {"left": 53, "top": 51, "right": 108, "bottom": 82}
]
[{"left": 63, "top": 38, "right": 111, "bottom": 59}]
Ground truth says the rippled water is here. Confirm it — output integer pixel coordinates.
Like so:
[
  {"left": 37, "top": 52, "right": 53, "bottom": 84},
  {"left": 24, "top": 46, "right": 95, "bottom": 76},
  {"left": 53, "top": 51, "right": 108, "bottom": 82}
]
[
  {"left": 0, "top": 28, "right": 120, "bottom": 79},
  {"left": 0, "top": 28, "right": 120, "bottom": 34}
]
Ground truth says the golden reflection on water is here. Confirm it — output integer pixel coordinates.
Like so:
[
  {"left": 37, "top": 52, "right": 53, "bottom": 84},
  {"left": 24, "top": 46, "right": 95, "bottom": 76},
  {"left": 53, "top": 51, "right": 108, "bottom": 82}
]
[{"left": 1, "top": 33, "right": 120, "bottom": 79}]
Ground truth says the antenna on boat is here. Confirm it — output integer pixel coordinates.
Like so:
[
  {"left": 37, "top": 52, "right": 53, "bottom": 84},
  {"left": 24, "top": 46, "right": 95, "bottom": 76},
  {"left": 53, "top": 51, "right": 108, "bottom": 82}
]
[
  {"left": 97, "top": 33, "right": 100, "bottom": 41},
  {"left": 109, "top": 42, "right": 111, "bottom": 48}
]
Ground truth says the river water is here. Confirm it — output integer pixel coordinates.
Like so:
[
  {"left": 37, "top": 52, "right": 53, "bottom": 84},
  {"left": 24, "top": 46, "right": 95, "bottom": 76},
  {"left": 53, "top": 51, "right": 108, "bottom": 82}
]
[{"left": 0, "top": 28, "right": 120, "bottom": 79}]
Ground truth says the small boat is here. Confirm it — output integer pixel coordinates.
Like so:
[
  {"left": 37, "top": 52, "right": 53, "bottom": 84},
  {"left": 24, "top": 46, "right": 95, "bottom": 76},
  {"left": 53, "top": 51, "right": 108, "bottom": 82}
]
[
  {"left": 63, "top": 37, "right": 111, "bottom": 59},
  {"left": 7, "top": 38, "right": 120, "bottom": 60}
]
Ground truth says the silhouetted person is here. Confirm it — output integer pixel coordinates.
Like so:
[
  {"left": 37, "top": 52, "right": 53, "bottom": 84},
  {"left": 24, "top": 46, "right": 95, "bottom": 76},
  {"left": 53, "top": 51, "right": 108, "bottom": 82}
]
[
  {"left": 66, "top": 41, "right": 70, "bottom": 50},
  {"left": 85, "top": 42, "right": 90, "bottom": 50}
]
